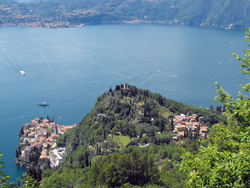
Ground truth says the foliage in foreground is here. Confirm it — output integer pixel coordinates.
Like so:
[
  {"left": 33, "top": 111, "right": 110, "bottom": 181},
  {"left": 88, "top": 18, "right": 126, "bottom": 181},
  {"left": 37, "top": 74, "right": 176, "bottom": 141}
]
[
  {"left": 0, "top": 153, "right": 39, "bottom": 188},
  {"left": 181, "top": 28, "right": 250, "bottom": 187},
  {"left": 0, "top": 153, "right": 11, "bottom": 187},
  {"left": 41, "top": 144, "right": 188, "bottom": 188}
]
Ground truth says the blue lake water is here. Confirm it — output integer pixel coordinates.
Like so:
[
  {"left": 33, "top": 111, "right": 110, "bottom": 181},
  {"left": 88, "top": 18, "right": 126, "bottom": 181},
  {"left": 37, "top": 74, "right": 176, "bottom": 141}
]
[{"left": 0, "top": 24, "right": 246, "bottom": 181}]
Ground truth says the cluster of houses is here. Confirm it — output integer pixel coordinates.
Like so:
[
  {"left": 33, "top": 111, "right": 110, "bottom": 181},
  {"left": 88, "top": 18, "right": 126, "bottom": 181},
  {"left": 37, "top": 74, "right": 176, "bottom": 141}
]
[
  {"left": 173, "top": 113, "right": 209, "bottom": 139},
  {"left": 19, "top": 117, "right": 76, "bottom": 168},
  {"left": 0, "top": 4, "right": 85, "bottom": 28}
]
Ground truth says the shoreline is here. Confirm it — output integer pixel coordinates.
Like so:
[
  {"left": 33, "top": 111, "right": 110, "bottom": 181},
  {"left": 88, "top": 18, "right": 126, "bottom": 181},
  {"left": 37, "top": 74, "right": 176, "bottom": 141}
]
[{"left": 0, "top": 21, "right": 244, "bottom": 30}]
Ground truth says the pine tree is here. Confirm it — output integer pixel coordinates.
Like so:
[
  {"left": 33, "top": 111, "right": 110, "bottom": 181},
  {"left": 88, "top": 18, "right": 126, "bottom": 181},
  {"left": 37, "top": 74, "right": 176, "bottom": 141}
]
[
  {"left": 103, "top": 130, "right": 106, "bottom": 139},
  {"left": 170, "top": 118, "right": 174, "bottom": 131},
  {"left": 96, "top": 145, "right": 99, "bottom": 155},
  {"left": 208, "top": 104, "right": 214, "bottom": 111},
  {"left": 16, "top": 149, "right": 19, "bottom": 158},
  {"left": 37, "top": 168, "right": 42, "bottom": 181},
  {"left": 21, "top": 126, "right": 24, "bottom": 135},
  {"left": 47, "top": 159, "right": 51, "bottom": 169},
  {"left": 55, "top": 124, "right": 58, "bottom": 134},
  {"left": 70, "top": 156, "right": 73, "bottom": 164},
  {"left": 84, "top": 152, "right": 89, "bottom": 167}
]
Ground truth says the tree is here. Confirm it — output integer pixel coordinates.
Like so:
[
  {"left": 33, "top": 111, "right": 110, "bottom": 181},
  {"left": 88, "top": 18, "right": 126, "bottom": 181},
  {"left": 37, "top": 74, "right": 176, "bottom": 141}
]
[
  {"left": 0, "top": 153, "right": 11, "bottom": 187},
  {"left": 84, "top": 152, "right": 89, "bottom": 167},
  {"left": 70, "top": 156, "right": 73, "bottom": 164},
  {"left": 55, "top": 124, "right": 58, "bottom": 134},
  {"left": 109, "top": 87, "right": 112, "bottom": 93},
  {"left": 181, "top": 29, "right": 250, "bottom": 187},
  {"left": 215, "top": 105, "right": 222, "bottom": 112},
  {"left": 169, "top": 118, "right": 174, "bottom": 131},
  {"left": 115, "top": 85, "right": 120, "bottom": 91},
  {"left": 20, "top": 126, "right": 24, "bottom": 135},
  {"left": 159, "top": 119, "right": 165, "bottom": 133},
  {"left": 21, "top": 173, "right": 40, "bottom": 188},
  {"left": 16, "top": 149, "right": 19, "bottom": 158},
  {"left": 37, "top": 168, "right": 42, "bottom": 182},
  {"left": 1, "top": 153, "right": 39, "bottom": 187},
  {"left": 208, "top": 104, "right": 214, "bottom": 111}
]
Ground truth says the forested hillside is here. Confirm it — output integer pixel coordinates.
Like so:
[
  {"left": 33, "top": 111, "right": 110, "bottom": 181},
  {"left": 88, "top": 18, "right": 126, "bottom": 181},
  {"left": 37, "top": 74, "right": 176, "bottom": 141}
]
[
  {"left": 0, "top": 0, "right": 249, "bottom": 29},
  {"left": 37, "top": 84, "right": 225, "bottom": 187}
]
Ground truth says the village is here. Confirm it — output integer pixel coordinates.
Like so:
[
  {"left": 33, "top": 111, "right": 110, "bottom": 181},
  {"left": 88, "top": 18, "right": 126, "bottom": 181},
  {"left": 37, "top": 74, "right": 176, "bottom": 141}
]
[
  {"left": 173, "top": 113, "right": 209, "bottom": 140},
  {"left": 17, "top": 113, "right": 210, "bottom": 168},
  {"left": 17, "top": 117, "right": 76, "bottom": 168}
]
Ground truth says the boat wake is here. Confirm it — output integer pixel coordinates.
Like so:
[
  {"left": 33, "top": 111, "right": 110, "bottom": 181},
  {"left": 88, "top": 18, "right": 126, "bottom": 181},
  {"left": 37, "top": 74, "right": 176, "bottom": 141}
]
[{"left": 0, "top": 47, "right": 26, "bottom": 75}]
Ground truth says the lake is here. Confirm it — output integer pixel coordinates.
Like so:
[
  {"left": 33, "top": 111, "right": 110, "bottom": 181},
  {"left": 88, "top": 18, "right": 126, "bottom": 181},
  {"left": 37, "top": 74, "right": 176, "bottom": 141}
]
[{"left": 0, "top": 24, "right": 246, "bottom": 181}]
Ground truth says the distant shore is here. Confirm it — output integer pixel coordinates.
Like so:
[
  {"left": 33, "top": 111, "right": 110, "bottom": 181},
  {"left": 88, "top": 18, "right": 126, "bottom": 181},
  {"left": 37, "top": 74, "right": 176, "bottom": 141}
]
[{"left": 0, "top": 20, "right": 238, "bottom": 30}]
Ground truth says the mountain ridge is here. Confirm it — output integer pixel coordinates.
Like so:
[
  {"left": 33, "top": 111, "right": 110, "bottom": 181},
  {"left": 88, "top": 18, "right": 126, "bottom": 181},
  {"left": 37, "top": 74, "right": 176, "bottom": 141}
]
[{"left": 0, "top": 0, "right": 249, "bottom": 29}]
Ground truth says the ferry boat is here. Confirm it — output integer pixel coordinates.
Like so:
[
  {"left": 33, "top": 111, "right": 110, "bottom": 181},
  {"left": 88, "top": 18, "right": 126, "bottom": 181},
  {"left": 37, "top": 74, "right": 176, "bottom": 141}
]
[{"left": 38, "top": 102, "right": 49, "bottom": 106}]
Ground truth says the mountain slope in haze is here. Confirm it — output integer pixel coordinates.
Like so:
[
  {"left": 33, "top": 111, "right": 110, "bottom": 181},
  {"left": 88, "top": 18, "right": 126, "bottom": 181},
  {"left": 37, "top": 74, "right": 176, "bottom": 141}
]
[
  {"left": 0, "top": 0, "right": 249, "bottom": 29},
  {"left": 174, "top": 0, "right": 250, "bottom": 29}
]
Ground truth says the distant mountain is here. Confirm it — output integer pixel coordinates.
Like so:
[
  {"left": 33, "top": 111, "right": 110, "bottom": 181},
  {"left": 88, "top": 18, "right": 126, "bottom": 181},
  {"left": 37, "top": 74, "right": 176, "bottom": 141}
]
[
  {"left": 173, "top": 0, "right": 250, "bottom": 29},
  {"left": 17, "top": 0, "right": 38, "bottom": 2},
  {"left": 0, "top": 0, "right": 249, "bottom": 29}
]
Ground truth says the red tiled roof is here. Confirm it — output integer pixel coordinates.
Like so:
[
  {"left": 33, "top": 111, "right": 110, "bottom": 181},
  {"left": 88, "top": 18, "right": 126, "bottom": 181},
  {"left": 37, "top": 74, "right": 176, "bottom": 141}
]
[
  {"left": 201, "top": 126, "right": 208, "bottom": 130},
  {"left": 176, "top": 125, "right": 186, "bottom": 128},
  {"left": 178, "top": 131, "right": 185, "bottom": 136},
  {"left": 40, "top": 155, "right": 47, "bottom": 159}
]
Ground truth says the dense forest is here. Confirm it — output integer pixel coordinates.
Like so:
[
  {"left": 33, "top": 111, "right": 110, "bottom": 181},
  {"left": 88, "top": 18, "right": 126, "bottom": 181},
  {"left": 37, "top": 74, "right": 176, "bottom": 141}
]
[{"left": 0, "top": 0, "right": 250, "bottom": 29}]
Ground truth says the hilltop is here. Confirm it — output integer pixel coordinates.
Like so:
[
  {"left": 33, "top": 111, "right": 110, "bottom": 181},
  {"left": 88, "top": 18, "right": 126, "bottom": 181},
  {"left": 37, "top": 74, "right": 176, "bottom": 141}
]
[
  {"left": 17, "top": 83, "right": 225, "bottom": 187},
  {"left": 0, "top": 0, "right": 249, "bottom": 29}
]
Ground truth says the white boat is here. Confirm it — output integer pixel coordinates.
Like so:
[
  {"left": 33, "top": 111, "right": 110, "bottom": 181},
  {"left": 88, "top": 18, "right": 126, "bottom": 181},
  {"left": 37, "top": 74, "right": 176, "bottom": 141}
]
[
  {"left": 38, "top": 102, "right": 49, "bottom": 106},
  {"left": 19, "top": 70, "right": 26, "bottom": 76}
]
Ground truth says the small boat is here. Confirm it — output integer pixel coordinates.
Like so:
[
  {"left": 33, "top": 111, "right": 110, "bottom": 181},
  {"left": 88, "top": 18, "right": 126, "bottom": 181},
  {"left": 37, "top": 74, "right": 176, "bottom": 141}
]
[
  {"left": 38, "top": 102, "right": 49, "bottom": 106},
  {"left": 19, "top": 70, "right": 26, "bottom": 76}
]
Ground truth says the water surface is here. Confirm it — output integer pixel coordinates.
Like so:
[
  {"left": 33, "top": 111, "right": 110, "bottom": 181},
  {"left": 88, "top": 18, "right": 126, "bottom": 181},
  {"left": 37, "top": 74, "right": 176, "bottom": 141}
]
[{"left": 0, "top": 24, "right": 246, "bottom": 181}]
